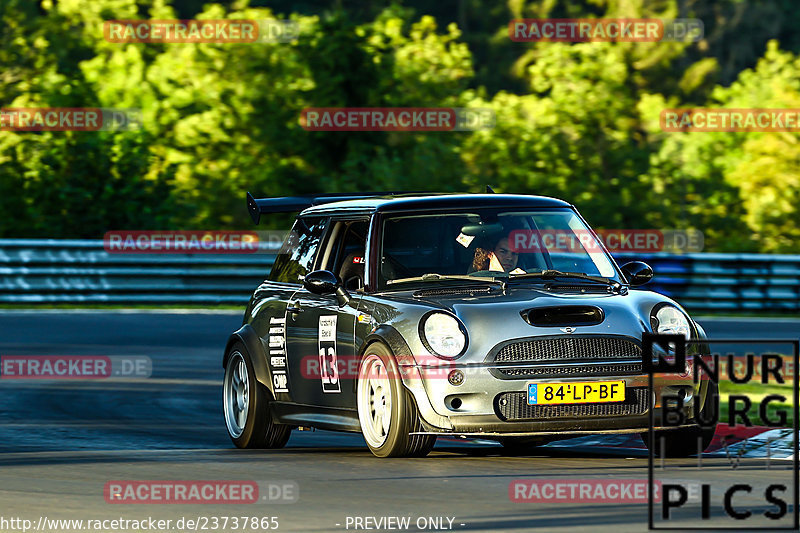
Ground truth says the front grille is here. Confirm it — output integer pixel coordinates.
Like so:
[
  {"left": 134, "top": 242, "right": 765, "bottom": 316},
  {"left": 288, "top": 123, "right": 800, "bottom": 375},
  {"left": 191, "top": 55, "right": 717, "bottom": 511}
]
[
  {"left": 496, "top": 387, "right": 650, "bottom": 421},
  {"left": 498, "top": 362, "right": 643, "bottom": 378},
  {"left": 493, "top": 336, "right": 641, "bottom": 364}
]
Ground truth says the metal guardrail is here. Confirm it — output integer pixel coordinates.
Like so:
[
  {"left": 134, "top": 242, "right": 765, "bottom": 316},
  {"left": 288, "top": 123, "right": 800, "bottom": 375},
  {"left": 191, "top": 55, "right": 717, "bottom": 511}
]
[
  {"left": 614, "top": 252, "right": 800, "bottom": 312},
  {"left": 0, "top": 240, "right": 798, "bottom": 311},
  {"left": 0, "top": 239, "right": 275, "bottom": 304}
]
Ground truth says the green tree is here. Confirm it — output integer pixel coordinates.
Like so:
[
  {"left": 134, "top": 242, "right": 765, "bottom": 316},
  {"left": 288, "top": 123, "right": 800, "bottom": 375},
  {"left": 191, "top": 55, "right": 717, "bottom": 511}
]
[{"left": 462, "top": 42, "right": 654, "bottom": 228}]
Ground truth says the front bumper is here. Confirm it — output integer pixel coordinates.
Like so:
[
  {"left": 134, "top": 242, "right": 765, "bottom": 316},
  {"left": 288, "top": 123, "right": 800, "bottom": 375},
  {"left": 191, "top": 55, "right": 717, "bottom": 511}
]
[{"left": 400, "top": 361, "right": 703, "bottom": 436}]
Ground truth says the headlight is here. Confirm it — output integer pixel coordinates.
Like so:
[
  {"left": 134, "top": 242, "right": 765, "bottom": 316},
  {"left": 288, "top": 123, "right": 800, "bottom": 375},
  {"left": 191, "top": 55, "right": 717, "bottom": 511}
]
[
  {"left": 652, "top": 305, "right": 692, "bottom": 338},
  {"left": 420, "top": 312, "right": 467, "bottom": 359}
]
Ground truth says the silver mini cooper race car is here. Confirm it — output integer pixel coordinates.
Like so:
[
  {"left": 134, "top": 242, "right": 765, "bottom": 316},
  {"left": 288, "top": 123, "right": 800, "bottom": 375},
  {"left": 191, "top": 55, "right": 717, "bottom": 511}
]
[{"left": 222, "top": 192, "right": 716, "bottom": 457}]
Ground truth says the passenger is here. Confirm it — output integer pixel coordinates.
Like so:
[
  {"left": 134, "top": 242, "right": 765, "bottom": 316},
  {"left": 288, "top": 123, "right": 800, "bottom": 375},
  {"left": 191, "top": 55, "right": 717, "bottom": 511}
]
[{"left": 471, "top": 233, "right": 525, "bottom": 274}]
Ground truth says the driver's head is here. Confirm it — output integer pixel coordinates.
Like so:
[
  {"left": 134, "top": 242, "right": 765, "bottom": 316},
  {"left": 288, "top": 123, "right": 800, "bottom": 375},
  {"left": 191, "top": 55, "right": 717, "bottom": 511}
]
[
  {"left": 490, "top": 236, "right": 519, "bottom": 272},
  {"left": 472, "top": 233, "right": 519, "bottom": 272}
]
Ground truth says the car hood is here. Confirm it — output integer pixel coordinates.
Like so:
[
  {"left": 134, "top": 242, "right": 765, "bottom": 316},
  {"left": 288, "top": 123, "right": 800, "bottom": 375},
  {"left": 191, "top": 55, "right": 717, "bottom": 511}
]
[{"left": 370, "top": 285, "right": 687, "bottom": 361}]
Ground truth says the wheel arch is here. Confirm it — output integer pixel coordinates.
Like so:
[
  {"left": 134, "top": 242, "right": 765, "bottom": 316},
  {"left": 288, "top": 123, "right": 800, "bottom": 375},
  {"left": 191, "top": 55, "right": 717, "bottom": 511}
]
[
  {"left": 223, "top": 324, "right": 274, "bottom": 395},
  {"left": 356, "top": 324, "right": 453, "bottom": 431},
  {"left": 358, "top": 324, "right": 411, "bottom": 358}
]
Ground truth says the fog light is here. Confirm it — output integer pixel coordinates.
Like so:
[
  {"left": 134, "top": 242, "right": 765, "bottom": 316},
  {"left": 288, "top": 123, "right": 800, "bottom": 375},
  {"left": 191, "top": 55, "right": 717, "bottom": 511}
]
[{"left": 448, "top": 370, "right": 464, "bottom": 386}]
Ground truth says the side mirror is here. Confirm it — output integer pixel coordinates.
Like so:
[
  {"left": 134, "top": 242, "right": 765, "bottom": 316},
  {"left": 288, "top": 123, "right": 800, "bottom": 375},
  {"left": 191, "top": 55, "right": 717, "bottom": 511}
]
[
  {"left": 303, "top": 270, "right": 352, "bottom": 306},
  {"left": 304, "top": 270, "right": 339, "bottom": 294},
  {"left": 620, "top": 261, "right": 653, "bottom": 286}
]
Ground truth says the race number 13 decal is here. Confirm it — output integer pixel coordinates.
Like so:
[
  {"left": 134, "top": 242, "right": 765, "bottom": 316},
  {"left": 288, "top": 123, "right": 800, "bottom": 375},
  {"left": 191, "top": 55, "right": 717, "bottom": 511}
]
[{"left": 318, "top": 315, "right": 340, "bottom": 393}]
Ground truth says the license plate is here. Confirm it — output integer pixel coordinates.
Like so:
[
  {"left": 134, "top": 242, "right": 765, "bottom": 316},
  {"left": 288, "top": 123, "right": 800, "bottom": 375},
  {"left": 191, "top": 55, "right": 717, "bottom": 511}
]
[{"left": 527, "top": 381, "right": 625, "bottom": 405}]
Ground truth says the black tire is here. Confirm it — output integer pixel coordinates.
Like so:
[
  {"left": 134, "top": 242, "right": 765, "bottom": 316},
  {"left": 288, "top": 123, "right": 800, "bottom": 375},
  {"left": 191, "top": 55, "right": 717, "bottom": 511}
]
[
  {"left": 357, "top": 342, "right": 436, "bottom": 458},
  {"left": 224, "top": 342, "right": 292, "bottom": 449},
  {"left": 641, "top": 380, "right": 718, "bottom": 458}
]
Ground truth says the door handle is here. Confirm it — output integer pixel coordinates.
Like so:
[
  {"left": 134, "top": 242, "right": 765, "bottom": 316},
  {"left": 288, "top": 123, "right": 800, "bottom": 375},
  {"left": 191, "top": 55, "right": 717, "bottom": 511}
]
[{"left": 286, "top": 304, "right": 303, "bottom": 314}]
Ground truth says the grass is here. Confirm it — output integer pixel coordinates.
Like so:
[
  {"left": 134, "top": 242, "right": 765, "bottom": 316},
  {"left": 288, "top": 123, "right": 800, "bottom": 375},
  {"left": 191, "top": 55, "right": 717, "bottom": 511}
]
[{"left": 717, "top": 381, "right": 796, "bottom": 428}]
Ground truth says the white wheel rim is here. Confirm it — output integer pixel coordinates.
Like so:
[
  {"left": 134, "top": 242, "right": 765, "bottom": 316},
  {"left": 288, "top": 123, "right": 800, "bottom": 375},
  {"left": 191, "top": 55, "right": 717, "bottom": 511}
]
[
  {"left": 357, "top": 354, "right": 392, "bottom": 448},
  {"left": 224, "top": 351, "right": 249, "bottom": 438}
]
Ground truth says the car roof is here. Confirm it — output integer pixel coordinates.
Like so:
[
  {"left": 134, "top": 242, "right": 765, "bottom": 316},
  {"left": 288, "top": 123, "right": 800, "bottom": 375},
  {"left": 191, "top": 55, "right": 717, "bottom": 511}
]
[{"left": 300, "top": 193, "right": 573, "bottom": 216}]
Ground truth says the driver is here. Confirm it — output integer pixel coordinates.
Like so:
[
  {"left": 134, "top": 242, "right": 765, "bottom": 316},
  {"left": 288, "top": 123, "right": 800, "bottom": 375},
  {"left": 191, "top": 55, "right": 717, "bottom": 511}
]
[{"left": 471, "top": 233, "right": 526, "bottom": 274}]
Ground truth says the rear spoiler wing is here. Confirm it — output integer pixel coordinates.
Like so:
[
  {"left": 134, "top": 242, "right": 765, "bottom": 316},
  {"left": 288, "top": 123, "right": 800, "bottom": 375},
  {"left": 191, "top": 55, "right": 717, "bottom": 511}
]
[{"left": 246, "top": 191, "right": 429, "bottom": 224}]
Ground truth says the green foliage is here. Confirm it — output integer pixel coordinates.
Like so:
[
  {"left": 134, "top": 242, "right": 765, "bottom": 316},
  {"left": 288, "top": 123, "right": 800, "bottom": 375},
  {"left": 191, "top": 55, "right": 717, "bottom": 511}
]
[
  {"left": 1, "top": 0, "right": 799, "bottom": 252},
  {"left": 0, "top": 0, "right": 178, "bottom": 237},
  {"left": 463, "top": 42, "right": 653, "bottom": 227}
]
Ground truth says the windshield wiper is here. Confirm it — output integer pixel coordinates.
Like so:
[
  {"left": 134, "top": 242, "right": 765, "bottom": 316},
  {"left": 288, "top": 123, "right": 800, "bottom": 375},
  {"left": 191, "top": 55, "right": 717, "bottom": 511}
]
[
  {"left": 386, "top": 273, "right": 506, "bottom": 288},
  {"left": 509, "top": 269, "right": 626, "bottom": 293}
]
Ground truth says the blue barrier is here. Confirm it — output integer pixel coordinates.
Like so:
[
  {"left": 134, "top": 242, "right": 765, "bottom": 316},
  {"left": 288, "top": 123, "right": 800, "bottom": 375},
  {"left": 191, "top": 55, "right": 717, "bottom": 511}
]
[
  {"left": 613, "top": 253, "right": 800, "bottom": 312},
  {"left": 0, "top": 240, "right": 797, "bottom": 311},
  {"left": 0, "top": 239, "right": 275, "bottom": 304}
]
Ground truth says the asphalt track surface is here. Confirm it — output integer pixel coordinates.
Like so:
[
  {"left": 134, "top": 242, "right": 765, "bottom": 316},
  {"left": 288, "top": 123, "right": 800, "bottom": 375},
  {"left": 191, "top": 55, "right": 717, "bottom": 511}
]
[{"left": 0, "top": 312, "right": 797, "bottom": 532}]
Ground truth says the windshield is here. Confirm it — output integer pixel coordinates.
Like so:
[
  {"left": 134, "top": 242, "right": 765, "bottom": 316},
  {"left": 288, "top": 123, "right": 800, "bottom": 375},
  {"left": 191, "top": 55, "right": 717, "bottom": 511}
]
[{"left": 379, "top": 208, "right": 618, "bottom": 287}]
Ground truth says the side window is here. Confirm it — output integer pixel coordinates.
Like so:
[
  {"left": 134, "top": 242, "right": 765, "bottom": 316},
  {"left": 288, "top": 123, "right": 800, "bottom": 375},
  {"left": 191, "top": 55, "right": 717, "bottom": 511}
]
[
  {"left": 269, "top": 217, "right": 328, "bottom": 284},
  {"left": 333, "top": 221, "right": 369, "bottom": 290},
  {"left": 332, "top": 221, "right": 368, "bottom": 268}
]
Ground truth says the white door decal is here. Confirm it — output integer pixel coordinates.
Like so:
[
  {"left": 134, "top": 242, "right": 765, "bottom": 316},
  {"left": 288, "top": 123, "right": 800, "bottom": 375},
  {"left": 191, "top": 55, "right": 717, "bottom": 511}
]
[{"left": 318, "top": 315, "right": 340, "bottom": 393}]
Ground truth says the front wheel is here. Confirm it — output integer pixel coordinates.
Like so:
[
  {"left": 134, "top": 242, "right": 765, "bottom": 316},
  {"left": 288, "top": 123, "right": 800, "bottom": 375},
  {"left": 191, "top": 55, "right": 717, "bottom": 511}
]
[
  {"left": 224, "top": 343, "right": 292, "bottom": 449},
  {"left": 356, "top": 343, "right": 436, "bottom": 458}
]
